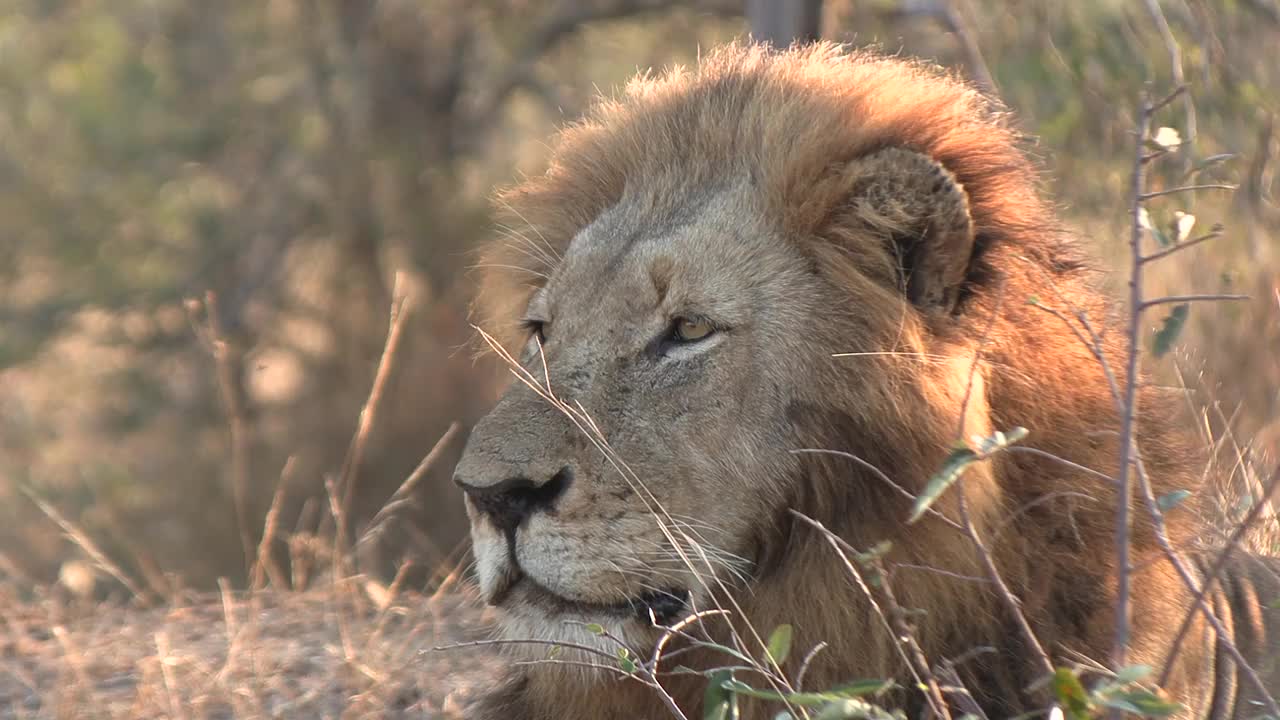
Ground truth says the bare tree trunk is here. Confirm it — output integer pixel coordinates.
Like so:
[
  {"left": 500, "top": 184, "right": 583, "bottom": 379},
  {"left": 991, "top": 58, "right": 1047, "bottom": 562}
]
[{"left": 747, "top": 0, "right": 824, "bottom": 46}]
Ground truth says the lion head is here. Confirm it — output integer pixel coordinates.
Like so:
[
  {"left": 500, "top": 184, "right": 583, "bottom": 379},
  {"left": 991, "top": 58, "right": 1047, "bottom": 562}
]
[{"left": 454, "top": 43, "right": 1205, "bottom": 718}]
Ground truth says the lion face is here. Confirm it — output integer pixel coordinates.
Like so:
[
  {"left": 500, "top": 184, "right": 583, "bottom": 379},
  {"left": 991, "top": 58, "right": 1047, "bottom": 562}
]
[
  {"left": 454, "top": 43, "right": 1225, "bottom": 720},
  {"left": 454, "top": 180, "right": 825, "bottom": 650}
]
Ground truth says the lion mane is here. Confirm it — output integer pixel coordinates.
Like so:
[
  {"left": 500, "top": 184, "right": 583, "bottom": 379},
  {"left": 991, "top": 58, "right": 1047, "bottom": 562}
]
[{"left": 467, "top": 42, "right": 1234, "bottom": 718}]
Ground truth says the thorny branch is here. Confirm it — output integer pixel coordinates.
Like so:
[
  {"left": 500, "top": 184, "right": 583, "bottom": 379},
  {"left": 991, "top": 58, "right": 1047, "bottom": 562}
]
[
  {"left": 1106, "top": 76, "right": 1276, "bottom": 716},
  {"left": 1111, "top": 87, "right": 1153, "bottom": 680}
]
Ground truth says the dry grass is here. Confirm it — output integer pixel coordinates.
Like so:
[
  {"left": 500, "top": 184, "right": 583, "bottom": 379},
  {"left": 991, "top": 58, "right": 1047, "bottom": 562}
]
[{"left": 0, "top": 578, "right": 503, "bottom": 719}]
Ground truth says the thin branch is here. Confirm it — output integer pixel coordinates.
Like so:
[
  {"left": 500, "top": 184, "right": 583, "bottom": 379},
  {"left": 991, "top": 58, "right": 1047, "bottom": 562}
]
[
  {"left": 1139, "top": 0, "right": 1195, "bottom": 146},
  {"left": 1139, "top": 183, "right": 1237, "bottom": 200},
  {"left": 1005, "top": 446, "right": 1114, "bottom": 483},
  {"left": 1149, "top": 83, "right": 1189, "bottom": 115},
  {"left": 791, "top": 448, "right": 963, "bottom": 531},
  {"left": 955, "top": 488, "right": 1055, "bottom": 680},
  {"left": 795, "top": 641, "right": 829, "bottom": 690},
  {"left": 1138, "top": 227, "right": 1223, "bottom": 263},
  {"left": 649, "top": 608, "right": 731, "bottom": 678},
  {"left": 1140, "top": 293, "right": 1248, "bottom": 310}
]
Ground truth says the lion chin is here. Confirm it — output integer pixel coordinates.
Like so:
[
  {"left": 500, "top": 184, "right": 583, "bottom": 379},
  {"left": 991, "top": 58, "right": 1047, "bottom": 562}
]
[{"left": 453, "top": 41, "right": 1280, "bottom": 720}]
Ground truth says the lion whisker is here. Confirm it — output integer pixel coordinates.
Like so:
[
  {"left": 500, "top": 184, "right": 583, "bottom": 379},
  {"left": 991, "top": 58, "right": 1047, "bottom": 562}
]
[
  {"left": 494, "top": 200, "right": 561, "bottom": 263},
  {"left": 472, "top": 262, "right": 551, "bottom": 280},
  {"left": 492, "top": 224, "right": 557, "bottom": 269}
]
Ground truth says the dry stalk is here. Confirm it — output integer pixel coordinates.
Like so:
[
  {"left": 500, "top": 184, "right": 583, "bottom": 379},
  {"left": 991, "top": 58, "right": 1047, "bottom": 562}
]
[
  {"left": 251, "top": 456, "right": 296, "bottom": 592},
  {"left": 154, "top": 630, "right": 188, "bottom": 720},
  {"left": 337, "top": 271, "right": 413, "bottom": 551},
  {"left": 1158, "top": 465, "right": 1280, "bottom": 685},
  {"left": 1131, "top": 452, "right": 1280, "bottom": 716},
  {"left": 198, "top": 290, "right": 256, "bottom": 573},
  {"left": 367, "top": 559, "right": 415, "bottom": 649},
  {"left": 50, "top": 625, "right": 93, "bottom": 706},
  {"left": 358, "top": 422, "right": 463, "bottom": 556},
  {"left": 434, "top": 634, "right": 693, "bottom": 720},
  {"left": 21, "top": 486, "right": 153, "bottom": 605},
  {"left": 215, "top": 577, "right": 242, "bottom": 683},
  {"left": 290, "top": 497, "right": 319, "bottom": 590}
]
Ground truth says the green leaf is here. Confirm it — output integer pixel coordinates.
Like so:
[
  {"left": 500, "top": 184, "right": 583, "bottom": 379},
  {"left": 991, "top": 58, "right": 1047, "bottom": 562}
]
[
  {"left": 908, "top": 427, "right": 1028, "bottom": 524},
  {"left": 908, "top": 446, "right": 976, "bottom": 524},
  {"left": 1113, "top": 664, "right": 1154, "bottom": 684},
  {"left": 828, "top": 679, "right": 897, "bottom": 697},
  {"left": 1098, "top": 689, "right": 1182, "bottom": 717},
  {"left": 1156, "top": 490, "right": 1192, "bottom": 511},
  {"left": 765, "top": 624, "right": 793, "bottom": 666},
  {"left": 857, "top": 541, "right": 894, "bottom": 564},
  {"left": 719, "top": 678, "right": 894, "bottom": 706},
  {"left": 704, "top": 669, "right": 739, "bottom": 720},
  {"left": 584, "top": 623, "right": 605, "bottom": 635},
  {"left": 1152, "top": 303, "right": 1189, "bottom": 357},
  {"left": 1051, "top": 668, "right": 1092, "bottom": 720},
  {"left": 974, "top": 427, "right": 1029, "bottom": 455},
  {"left": 616, "top": 646, "right": 635, "bottom": 673},
  {"left": 812, "top": 699, "right": 901, "bottom": 720}
]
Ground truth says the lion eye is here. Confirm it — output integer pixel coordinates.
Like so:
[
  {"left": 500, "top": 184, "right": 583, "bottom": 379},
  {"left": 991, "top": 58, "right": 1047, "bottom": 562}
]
[{"left": 672, "top": 317, "right": 714, "bottom": 343}]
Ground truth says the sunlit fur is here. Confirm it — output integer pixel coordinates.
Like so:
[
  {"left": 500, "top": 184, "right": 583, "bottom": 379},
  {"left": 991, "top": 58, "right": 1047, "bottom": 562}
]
[{"left": 462, "top": 42, "right": 1229, "bottom": 719}]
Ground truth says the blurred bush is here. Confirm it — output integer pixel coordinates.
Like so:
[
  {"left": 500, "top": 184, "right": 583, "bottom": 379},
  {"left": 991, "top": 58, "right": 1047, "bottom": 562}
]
[{"left": 0, "top": 0, "right": 1275, "bottom": 591}]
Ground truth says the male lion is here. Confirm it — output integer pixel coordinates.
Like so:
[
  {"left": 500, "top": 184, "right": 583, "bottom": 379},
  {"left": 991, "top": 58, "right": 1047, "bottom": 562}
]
[{"left": 453, "top": 43, "right": 1280, "bottom": 719}]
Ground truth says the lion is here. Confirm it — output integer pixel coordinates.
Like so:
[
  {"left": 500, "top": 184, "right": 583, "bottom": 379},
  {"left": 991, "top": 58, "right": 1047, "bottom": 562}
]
[{"left": 452, "top": 42, "right": 1280, "bottom": 719}]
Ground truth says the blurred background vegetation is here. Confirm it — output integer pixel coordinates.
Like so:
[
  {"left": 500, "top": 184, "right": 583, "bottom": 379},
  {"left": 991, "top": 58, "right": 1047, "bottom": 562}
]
[{"left": 0, "top": 0, "right": 1276, "bottom": 597}]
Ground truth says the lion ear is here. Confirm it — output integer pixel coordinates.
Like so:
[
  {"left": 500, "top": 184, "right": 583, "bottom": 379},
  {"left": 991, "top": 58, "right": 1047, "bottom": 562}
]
[{"left": 845, "top": 147, "right": 976, "bottom": 313}]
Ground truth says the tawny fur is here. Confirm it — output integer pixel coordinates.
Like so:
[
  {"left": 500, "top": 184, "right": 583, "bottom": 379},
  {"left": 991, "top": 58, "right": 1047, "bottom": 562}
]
[{"left": 464, "top": 43, "right": 1225, "bottom": 719}]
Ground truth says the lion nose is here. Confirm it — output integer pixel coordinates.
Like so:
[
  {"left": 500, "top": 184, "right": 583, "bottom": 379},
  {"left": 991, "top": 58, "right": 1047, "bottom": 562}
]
[{"left": 456, "top": 466, "right": 573, "bottom": 534}]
